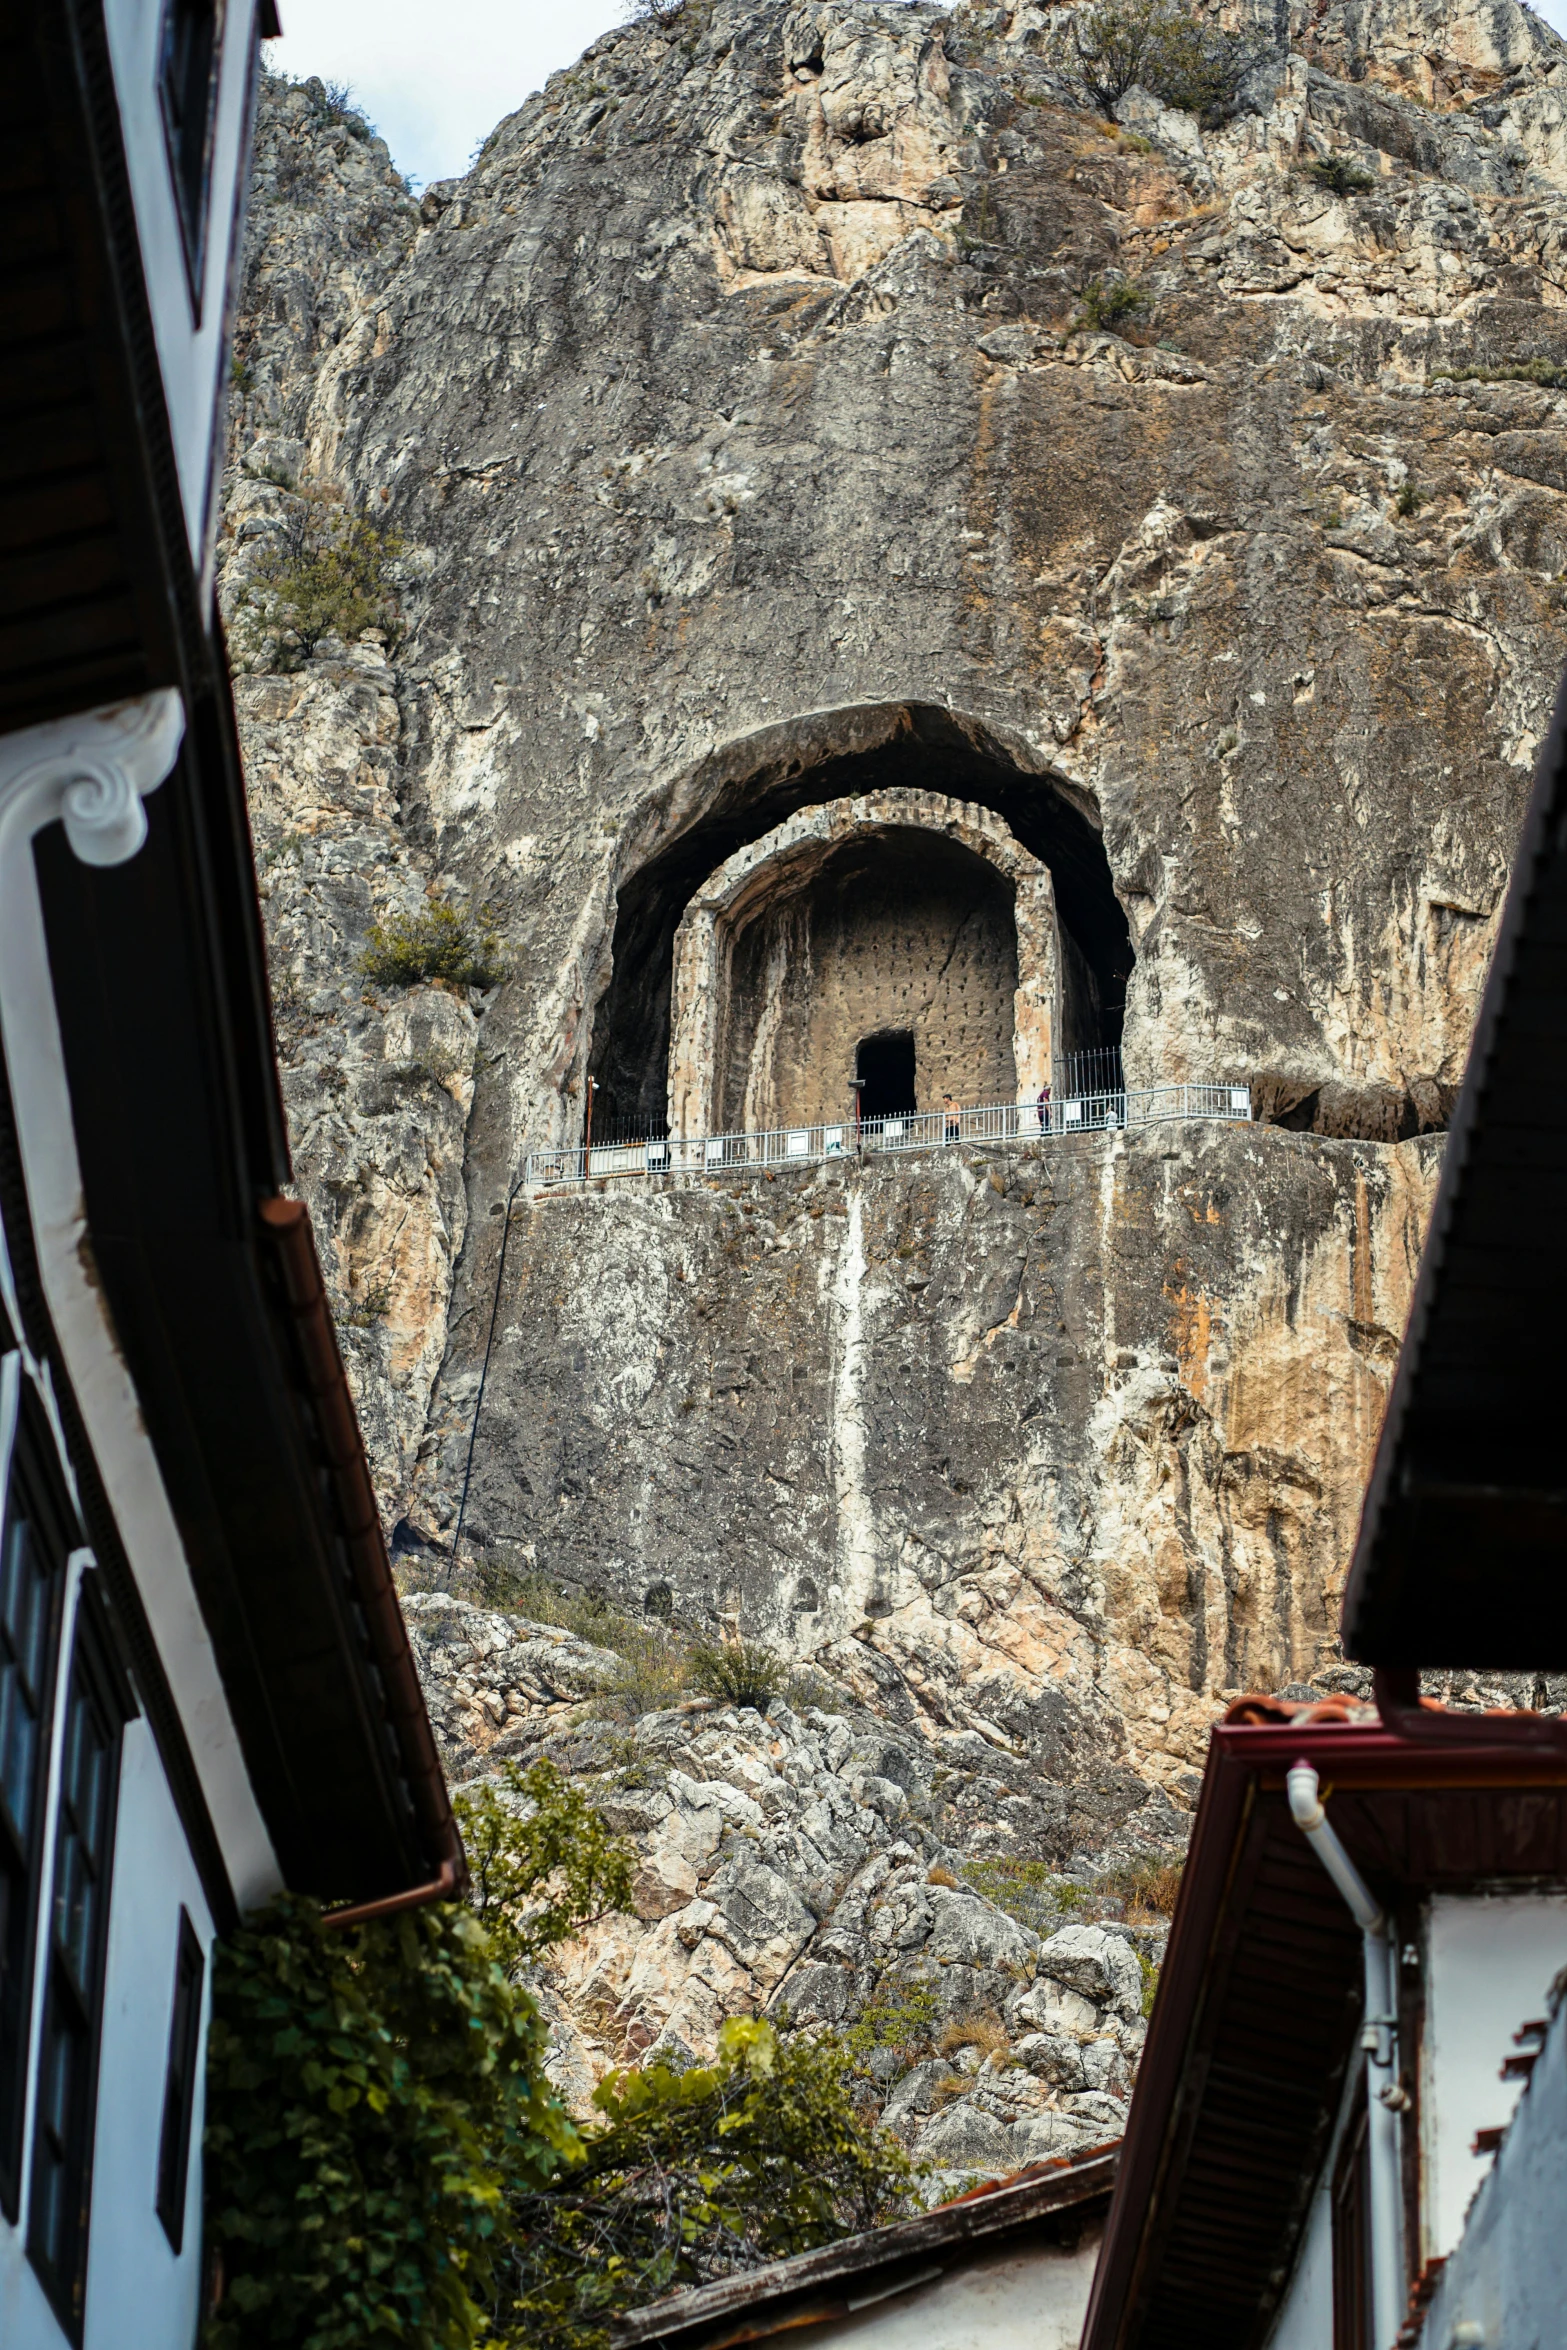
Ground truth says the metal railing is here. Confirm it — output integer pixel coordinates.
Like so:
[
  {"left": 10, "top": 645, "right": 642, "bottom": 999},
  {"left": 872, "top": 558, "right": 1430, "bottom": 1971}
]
[{"left": 524, "top": 1083, "right": 1253, "bottom": 1192}]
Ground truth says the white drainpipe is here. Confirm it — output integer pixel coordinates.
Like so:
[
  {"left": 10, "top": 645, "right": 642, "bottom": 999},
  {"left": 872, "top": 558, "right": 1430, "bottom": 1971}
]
[{"left": 1287, "top": 1762, "right": 1406, "bottom": 2350}]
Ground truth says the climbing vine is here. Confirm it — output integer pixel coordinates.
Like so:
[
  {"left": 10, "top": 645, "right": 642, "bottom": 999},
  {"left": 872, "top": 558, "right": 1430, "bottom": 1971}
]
[{"left": 202, "top": 1896, "right": 572, "bottom": 2350}]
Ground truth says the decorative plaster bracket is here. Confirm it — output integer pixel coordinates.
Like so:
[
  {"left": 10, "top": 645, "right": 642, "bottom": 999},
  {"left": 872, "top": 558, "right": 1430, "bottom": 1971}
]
[{"left": 0, "top": 687, "right": 184, "bottom": 867}]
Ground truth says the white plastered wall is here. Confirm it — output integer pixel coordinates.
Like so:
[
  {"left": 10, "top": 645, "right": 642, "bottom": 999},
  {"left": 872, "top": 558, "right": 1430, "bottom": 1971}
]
[
  {"left": 1423, "top": 1891, "right": 1567, "bottom": 2259},
  {"left": 773, "top": 2229, "right": 1102, "bottom": 2350},
  {"left": 0, "top": 696, "right": 280, "bottom": 1913}
]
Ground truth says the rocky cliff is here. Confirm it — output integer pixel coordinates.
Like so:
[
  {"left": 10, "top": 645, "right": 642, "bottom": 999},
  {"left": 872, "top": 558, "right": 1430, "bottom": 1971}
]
[{"left": 222, "top": 0, "right": 1567, "bottom": 2147}]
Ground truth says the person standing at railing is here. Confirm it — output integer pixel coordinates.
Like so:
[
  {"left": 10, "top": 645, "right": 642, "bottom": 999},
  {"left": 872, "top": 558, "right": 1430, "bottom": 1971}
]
[{"left": 944, "top": 1094, "right": 961, "bottom": 1143}]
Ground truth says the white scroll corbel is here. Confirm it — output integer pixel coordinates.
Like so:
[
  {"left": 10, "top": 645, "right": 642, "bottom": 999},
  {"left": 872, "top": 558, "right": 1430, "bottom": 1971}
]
[{"left": 0, "top": 687, "right": 185, "bottom": 867}]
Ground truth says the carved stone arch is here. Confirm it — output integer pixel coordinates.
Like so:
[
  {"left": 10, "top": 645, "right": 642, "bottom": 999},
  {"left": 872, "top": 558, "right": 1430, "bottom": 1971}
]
[
  {"left": 586, "top": 701, "right": 1133, "bottom": 1135},
  {"left": 667, "top": 790, "right": 1075, "bottom": 1136}
]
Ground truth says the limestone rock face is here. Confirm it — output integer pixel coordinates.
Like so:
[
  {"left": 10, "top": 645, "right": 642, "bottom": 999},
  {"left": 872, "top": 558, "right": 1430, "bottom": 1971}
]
[
  {"left": 222, "top": 0, "right": 1567, "bottom": 2129},
  {"left": 408, "top": 1594, "right": 1152, "bottom": 2195}
]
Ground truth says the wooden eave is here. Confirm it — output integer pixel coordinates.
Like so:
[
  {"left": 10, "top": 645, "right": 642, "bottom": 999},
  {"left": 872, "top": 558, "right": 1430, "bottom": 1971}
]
[
  {"left": 1080, "top": 1716, "right": 1567, "bottom": 2350},
  {"left": 0, "top": 0, "right": 197, "bottom": 733},
  {"left": 1342, "top": 667, "right": 1567, "bottom": 1666}
]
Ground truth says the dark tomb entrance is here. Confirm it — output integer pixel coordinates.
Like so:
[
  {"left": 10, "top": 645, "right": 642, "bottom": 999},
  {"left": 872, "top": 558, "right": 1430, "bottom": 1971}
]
[{"left": 856, "top": 1029, "right": 917, "bottom": 1120}]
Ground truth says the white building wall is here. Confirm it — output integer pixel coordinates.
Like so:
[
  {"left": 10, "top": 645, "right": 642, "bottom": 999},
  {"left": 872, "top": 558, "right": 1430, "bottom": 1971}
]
[
  {"left": 774, "top": 2231, "right": 1102, "bottom": 2350},
  {"left": 84, "top": 1721, "right": 216, "bottom": 2350},
  {"left": 0, "top": 1717, "right": 214, "bottom": 2350},
  {"left": 1416, "top": 1988, "right": 1567, "bottom": 2350},
  {"left": 0, "top": 2227, "right": 68, "bottom": 2350},
  {"left": 1261, "top": 2159, "right": 1334, "bottom": 2350},
  {"left": 1423, "top": 1893, "right": 1567, "bottom": 2258}
]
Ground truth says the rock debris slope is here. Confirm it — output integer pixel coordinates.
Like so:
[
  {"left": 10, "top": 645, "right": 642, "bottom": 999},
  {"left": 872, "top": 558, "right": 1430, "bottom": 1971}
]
[
  {"left": 408, "top": 1594, "right": 1153, "bottom": 2192},
  {"left": 223, "top": 0, "right": 1567, "bottom": 2116}
]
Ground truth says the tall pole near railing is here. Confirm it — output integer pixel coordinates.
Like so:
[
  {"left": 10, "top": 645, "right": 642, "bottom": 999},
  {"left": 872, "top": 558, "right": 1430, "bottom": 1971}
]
[
  {"left": 447, "top": 1168, "right": 526, "bottom": 1588},
  {"left": 584, "top": 1074, "right": 598, "bottom": 1163}
]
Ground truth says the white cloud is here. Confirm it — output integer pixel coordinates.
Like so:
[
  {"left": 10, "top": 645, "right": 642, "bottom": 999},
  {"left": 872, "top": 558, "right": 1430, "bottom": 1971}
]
[{"left": 266, "top": 0, "right": 626, "bottom": 188}]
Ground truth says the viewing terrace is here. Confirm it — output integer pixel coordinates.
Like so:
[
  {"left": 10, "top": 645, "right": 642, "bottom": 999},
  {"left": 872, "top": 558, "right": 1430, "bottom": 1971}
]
[{"left": 524, "top": 1079, "right": 1253, "bottom": 1195}]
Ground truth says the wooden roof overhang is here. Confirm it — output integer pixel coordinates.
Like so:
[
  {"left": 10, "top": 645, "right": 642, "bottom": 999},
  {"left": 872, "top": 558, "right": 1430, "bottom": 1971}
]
[
  {"left": 0, "top": 0, "right": 460, "bottom": 1918},
  {"left": 1080, "top": 1712, "right": 1567, "bottom": 2350},
  {"left": 616, "top": 2147, "right": 1120, "bottom": 2350},
  {"left": 1342, "top": 670, "right": 1567, "bottom": 1667},
  {"left": 1, "top": 0, "right": 206, "bottom": 733},
  {"left": 20, "top": 638, "right": 462, "bottom": 1921}
]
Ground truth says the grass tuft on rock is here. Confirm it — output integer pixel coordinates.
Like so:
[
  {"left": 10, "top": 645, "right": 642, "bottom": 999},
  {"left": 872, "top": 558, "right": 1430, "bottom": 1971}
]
[{"left": 688, "top": 1636, "right": 789, "bottom": 1712}]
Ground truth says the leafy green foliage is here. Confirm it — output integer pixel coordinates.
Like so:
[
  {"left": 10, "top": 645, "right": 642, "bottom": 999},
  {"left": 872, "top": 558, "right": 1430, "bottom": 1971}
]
[
  {"left": 1395, "top": 480, "right": 1426, "bottom": 516},
  {"left": 205, "top": 1748, "right": 906, "bottom": 2350},
  {"left": 454, "top": 1760, "right": 635, "bottom": 1975},
  {"left": 1075, "top": 278, "right": 1150, "bottom": 332},
  {"left": 1072, "top": 0, "right": 1258, "bottom": 126},
  {"left": 202, "top": 1898, "right": 574, "bottom": 2350},
  {"left": 360, "top": 900, "right": 510, "bottom": 990},
  {"left": 843, "top": 1978, "right": 941, "bottom": 2072},
  {"left": 687, "top": 1636, "right": 788, "bottom": 1711},
  {"left": 496, "top": 2018, "right": 915, "bottom": 2350},
  {"left": 1306, "top": 153, "right": 1376, "bottom": 196},
  {"left": 234, "top": 485, "right": 403, "bottom": 666}
]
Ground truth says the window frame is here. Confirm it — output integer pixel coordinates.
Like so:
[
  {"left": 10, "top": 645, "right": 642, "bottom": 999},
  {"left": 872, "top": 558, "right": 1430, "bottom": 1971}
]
[
  {"left": 157, "top": 0, "right": 229, "bottom": 312},
  {"left": 0, "top": 1358, "right": 72, "bottom": 2226},
  {"left": 25, "top": 1578, "right": 132, "bottom": 2342},
  {"left": 155, "top": 1908, "right": 205, "bottom": 2253},
  {"left": 1331, "top": 2084, "right": 1372, "bottom": 2350}
]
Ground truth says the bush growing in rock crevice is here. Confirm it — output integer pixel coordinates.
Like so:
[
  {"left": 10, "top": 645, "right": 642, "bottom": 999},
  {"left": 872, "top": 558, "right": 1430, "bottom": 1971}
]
[
  {"left": 360, "top": 900, "right": 510, "bottom": 990},
  {"left": 687, "top": 1635, "right": 789, "bottom": 1710},
  {"left": 1306, "top": 152, "right": 1377, "bottom": 195},
  {"left": 1075, "top": 277, "right": 1149, "bottom": 332},
  {"left": 233, "top": 482, "right": 403, "bottom": 667}
]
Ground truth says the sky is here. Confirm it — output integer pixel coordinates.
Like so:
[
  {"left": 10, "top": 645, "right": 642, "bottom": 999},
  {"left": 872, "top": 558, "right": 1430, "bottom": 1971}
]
[
  {"left": 270, "top": 0, "right": 1567, "bottom": 192},
  {"left": 267, "top": 0, "right": 629, "bottom": 188}
]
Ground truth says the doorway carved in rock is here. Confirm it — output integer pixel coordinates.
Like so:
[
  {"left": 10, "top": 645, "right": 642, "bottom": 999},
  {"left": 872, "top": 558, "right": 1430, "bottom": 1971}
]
[{"left": 667, "top": 790, "right": 1085, "bottom": 1137}]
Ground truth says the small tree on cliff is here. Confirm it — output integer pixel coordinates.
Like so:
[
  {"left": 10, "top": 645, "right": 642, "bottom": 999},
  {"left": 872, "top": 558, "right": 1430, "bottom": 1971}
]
[{"left": 1072, "top": 0, "right": 1259, "bottom": 126}]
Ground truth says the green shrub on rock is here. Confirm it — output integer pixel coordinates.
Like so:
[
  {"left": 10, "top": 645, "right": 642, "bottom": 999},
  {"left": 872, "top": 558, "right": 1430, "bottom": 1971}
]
[
  {"left": 460, "top": 1759, "right": 636, "bottom": 1976},
  {"left": 499, "top": 2018, "right": 916, "bottom": 2350},
  {"left": 1306, "top": 153, "right": 1377, "bottom": 196},
  {"left": 1076, "top": 278, "right": 1149, "bottom": 332},
  {"left": 234, "top": 484, "right": 403, "bottom": 667},
  {"left": 360, "top": 900, "right": 510, "bottom": 990},
  {"left": 1071, "top": 0, "right": 1260, "bottom": 126},
  {"left": 687, "top": 1635, "right": 788, "bottom": 1711}
]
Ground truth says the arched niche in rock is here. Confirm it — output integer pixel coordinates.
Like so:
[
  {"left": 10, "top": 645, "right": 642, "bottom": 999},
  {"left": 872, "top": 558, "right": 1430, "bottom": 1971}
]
[
  {"left": 667, "top": 791, "right": 1091, "bottom": 1136},
  {"left": 586, "top": 702, "right": 1134, "bottom": 1135}
]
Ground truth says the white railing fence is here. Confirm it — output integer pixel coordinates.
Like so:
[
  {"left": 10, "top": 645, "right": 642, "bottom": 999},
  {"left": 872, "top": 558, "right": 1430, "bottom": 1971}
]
[{"left": 523, "top": 1084, "right": 1253, "bottom": 1192}]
